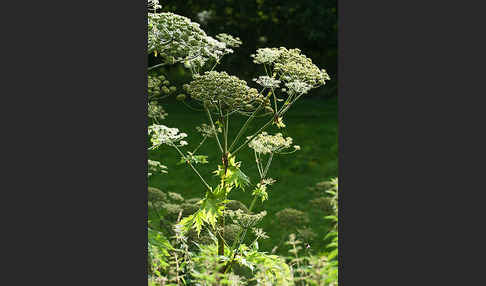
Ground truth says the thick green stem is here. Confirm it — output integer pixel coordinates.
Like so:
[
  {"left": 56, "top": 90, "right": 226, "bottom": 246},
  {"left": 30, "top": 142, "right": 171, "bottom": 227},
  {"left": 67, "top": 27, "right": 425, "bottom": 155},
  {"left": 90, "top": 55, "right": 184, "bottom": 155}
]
[{"left": 206, "top": 107, "right": 224, "bottom": 154}]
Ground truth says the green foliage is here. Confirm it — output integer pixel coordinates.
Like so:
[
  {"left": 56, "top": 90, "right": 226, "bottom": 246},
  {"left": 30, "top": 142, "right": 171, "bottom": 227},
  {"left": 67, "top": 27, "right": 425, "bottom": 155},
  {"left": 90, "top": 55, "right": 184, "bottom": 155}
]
[
  {"left": 179, "top": 192, "right": 226, "bottom": 235},
  {"left": 178, "top": 151, "right": 209, "bottom": 165},
  {"left": 225, "top": 200, "right": 249, "bottom": 213},
  {"left": 237, "top": 244, "right": 294, "bottom": 285},
  {"left": 213, "top": 155, "right": 251, "bottom": 191},
  {"left": 148, "top": 187, "right": 167, "bottom": 202},
  {"left": 147, "top": 2, "right": 338, "bottom": 285},
  {"left": 148, "top": 227, "right": 172, "bottom": 276},
  {"left": 275, "top": 208, "right": 310, "bottom": 229}
]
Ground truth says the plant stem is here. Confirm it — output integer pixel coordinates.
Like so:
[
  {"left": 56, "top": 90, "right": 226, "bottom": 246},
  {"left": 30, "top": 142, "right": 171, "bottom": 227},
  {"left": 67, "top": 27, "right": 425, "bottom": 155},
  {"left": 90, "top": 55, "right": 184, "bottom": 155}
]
[
  {"left": 223, "top": 194, "right": 259, "bottom": 274},
  {"left": 225, "top": 113, "right": 229, "bottom": 153},
  {"left": 192, "top": 135, "right": 208, "bottom": 154},
  {"left": 228, "top": 101, "right": 265, "bottom": 152},
  {"left": 148, "top": 62, "right": 169, "bottom": 71},
  {"left": 231, "top": 118, "right": 274, "bottom": 155},
  {"left": 172, "top": 144, "right": 212, "bottom": 191},
  {"left": 255, "top": 151, "right": 263, "bottom": 178},
  {"left": 263, "top": 153, "right": 274, "bottom": 178},
  {"left": 205, "top": 107, "right": 224, "bottom": 154},
  {"left": 231, "top": 96, "right": 301, "bottom": 156}
]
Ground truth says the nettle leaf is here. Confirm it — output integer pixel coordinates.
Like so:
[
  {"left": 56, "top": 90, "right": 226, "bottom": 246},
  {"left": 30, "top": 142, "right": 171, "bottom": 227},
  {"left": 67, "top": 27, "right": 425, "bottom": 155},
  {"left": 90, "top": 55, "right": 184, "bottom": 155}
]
[
  {"left": 226, "top": 166, "right": 250, "bottom": 190},
  {"left": 178, "top": 192, "right": 226, "bottom": 235},
  {"left": 213, "top": 156, "right": 250, "bottom": 191}
]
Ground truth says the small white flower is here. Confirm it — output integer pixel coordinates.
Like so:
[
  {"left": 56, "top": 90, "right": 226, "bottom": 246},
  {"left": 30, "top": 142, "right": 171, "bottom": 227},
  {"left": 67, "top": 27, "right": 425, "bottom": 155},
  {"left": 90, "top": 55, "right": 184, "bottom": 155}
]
[
  {"left": 253, "top": 76, "right": 281, "bottom": 89},
  {"left": 285, "top": 81, "right": 312, "bottom": 95},
  {"left": 251, "top": 48, "right": 282, "bottom": 64},
  {"left": 148, "top": 124, "right": 188, "bottom": 148},
  {"left": 248, "top": 132, "right": 294, "bottom": 154}
]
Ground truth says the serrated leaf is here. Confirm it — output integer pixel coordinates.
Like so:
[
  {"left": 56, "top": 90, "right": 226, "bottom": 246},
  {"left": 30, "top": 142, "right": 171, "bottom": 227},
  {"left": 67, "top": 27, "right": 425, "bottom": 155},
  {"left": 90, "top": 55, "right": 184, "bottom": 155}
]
[{"left": 177, "top": 192, "right": 225, "bottom": 235}]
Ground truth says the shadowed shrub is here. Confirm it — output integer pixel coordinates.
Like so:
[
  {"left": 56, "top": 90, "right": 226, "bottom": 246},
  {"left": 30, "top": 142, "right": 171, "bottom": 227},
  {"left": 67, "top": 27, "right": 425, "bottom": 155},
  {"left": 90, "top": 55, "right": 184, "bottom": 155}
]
[{"left": 275, "top": 208, "right": 310, "bottom": 229}]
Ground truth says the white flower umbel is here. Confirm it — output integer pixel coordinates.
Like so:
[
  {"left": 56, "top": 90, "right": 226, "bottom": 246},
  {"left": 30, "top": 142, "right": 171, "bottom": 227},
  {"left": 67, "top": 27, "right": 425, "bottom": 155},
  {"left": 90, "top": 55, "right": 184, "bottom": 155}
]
[
  {"left": 196, "top": 123, "right": 221, "bottom": 137},
  {"left": 247, "top": 132, "right": 295, "bottom": 155},
  {"left": 185, "top": 71, "right": 270, "bottom": 113},
  {"left": 148, "top": 12, "right": 237, "bottom": 71},
  {"left": 216, "top": 33, "right": 242, "bottom": 48},
  {"left": 148, "top": 124, "right": 188, "bottom": 149},
  {"left": 251, "top": 48, "right": 283, "bottom": 65},
  {"left": 285, "top": 80, "right": 312, "bottom": 95},
  {"left": 253, "top": 76, "right": 281, "bottom": 89},
  {"left": 252, "top": 47, "right": 331, "bottom": 90}
]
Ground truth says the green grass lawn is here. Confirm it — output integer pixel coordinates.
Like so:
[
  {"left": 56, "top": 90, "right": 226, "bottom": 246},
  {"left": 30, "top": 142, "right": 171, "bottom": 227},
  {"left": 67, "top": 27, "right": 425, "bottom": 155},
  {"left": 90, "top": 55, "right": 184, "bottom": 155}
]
[{"left": 149, "top": 96, "right": 338, "bottom": 253}]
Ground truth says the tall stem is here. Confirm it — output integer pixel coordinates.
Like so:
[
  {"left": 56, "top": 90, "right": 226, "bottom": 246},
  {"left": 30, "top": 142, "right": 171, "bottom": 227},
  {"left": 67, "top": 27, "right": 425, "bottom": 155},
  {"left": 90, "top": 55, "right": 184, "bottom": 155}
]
[
  {"left": 263, "top": 153, "right": 274, "bottom": 178},
  {"left": 231, "top": 118, "right": 274, "bottom": 155},
  {"left": 228, "top": 102, "right": 265, "bottom": 152},
  {"left": 172, "top": 144, "right": 212, "bottom": 191},
  {"left": 192, "top": 135, "right": 207, "bottom": 154},
  {"left": 205, "top": 107, "right": 224, "bottom": 154},
  {"left": 231, "top": 96, "right": 301, "bottom": 156},
  {"left": 225, "top": 113, "right": 229, "bottom": 153}
]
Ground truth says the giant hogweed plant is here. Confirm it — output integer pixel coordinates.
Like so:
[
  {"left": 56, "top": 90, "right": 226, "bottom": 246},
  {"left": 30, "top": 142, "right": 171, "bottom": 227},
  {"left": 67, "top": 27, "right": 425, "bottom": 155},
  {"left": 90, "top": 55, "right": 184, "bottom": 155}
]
[{"left": 147, "top": 1, "right": 334, "bottom": 284}]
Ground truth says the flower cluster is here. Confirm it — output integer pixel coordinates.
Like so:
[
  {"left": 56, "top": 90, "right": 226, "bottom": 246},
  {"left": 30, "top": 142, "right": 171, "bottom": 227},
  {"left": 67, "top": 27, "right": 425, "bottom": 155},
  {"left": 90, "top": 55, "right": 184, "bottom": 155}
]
[
  {"left": 185, "top": 71, "right": 270, "bottom": 112},
  {"left": 248, "top": 132, "right": 296, "bottom": 154},
  {"left": 195, "top": 123, "right": 221, "bottom": 137},
  {"left": 148, "top": 124, "right": 188, "bottom": 149},
  {"left": 226, "top": 209, "right": 267, "bottom": 228},
  {"left": 275, "top": 208, "right": 310, "bottom": 229},
  {"left": 148, "top": 12, "right": 236, "bottom": 70},
  {"left": 215, "top": 33, "right": 242, "bottom": 48},
  {"left": 147, "top": 0, "right": 161, "bottom": 11},
  {"left": 148, "top": 159, "right": 167, "bottom": 177},
  {"left": 148, "top": 101, "right": 167, "bottom": 121},
  {"left": 253, "top": 228, "right": 269, "bottom": 240},
  {"left": 253, "top": 76, "right": 281, "bottom": 89},
  {"left": 251, "top": 48, "right": 283, "bottom": 65},
  {"left": 251, "top": 47, "right": 331, "bottom": 92},
  {"left": 284, "top": 80, "right": 312, "bottom": 95}
]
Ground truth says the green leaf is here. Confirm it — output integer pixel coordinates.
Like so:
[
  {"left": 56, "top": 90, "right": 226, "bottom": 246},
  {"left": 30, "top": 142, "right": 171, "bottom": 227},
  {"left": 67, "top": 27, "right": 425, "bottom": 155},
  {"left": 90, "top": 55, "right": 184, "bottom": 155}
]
[
  {"left": 213, "top": 156, "right": 250, "bottom": 191},
  {"left": 177, "top": 192, "right": 225, "bottom": 235}
]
